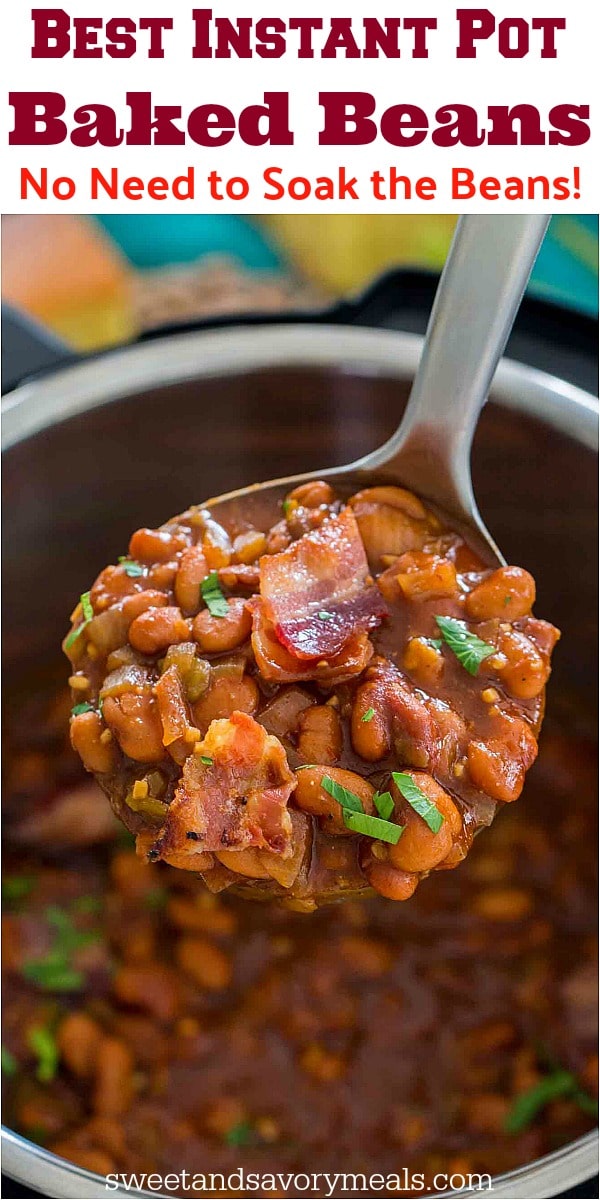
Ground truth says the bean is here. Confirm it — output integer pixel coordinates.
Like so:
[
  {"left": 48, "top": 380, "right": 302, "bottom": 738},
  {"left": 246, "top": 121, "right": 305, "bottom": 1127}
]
[
  {"left": 287, "top": 480, "right": 335, "bottom": 508},
  {"left": 175, "top": 545, "right": 208, "bottom": 615},
  {"left": 175, "top": 936, "right": 232, "bottom": 990},
  {"left": 388, "top": 771, "right": 461, "bottom": 873},
  {"left": 92, "top": 1036, "right": 134, "bottom": 1117},
  {"left": 200, "top": 514, "right": 232, "bottom": 569},
  {"left": 463, "top": 1094, "right": 510, "bottom": 1135},
  {"left": 294, "top": 765, "right": 375, "bottom": 834},
  {"left": 216, "top": 847, "right": 271, "bottom": 879},
  {"left": 90, "top": 565, "right": 140, "bottom": 612},
  {"left": 192, "top": 598, "right": 252, "bottom": 653},
  {"left": 351, "top": 681, "right": 390, "bottom": 761},
  {"left": 265, "top": 519, "right": 292, "bottom": 553},
  {"left": 361, "top": 851, "right": 419, "bottom": 901},
  {"left": 472, "top": 887, "right": 533, "bottom": 921},
  {"left": 297, "top": 705, "right": 342, "bottom": 765},
  {"left": 57, "top": 1012, "right": 103, "bottom": 1079},
  {"left": 496, "top": 627, "right": 549, "bottom": 699},
  {"left": 70, "top": 711, "right": 118, "bottom": 775},
  {"left": 129, "top": 606, "right": 191, "bottom": 655},
  {"left": 129, "top": 527, "right": 188, "bottom": 565},
  {"left": 300, "top": 1043, "right": 345, "bottom": 1082},
  {"left": 467, "top": 739, "right": 521, "bottom": 803},
  {"left": 167, "top": 894, "right": 237, "bottom": 936},
  {"left": 113, "top": 964, "right": 180, "bottom": 1021},
  {"left": 103, "top": 692, "right": 165, "bottom": 763},
  {"left": 395, "top": 551, "right": 458, "bottom": 600},
  {"left": 50, "top": 1144, "right": 115, "bottom": 1176},
  {"left": 192, "top": 674, "right": 259, "bottom": 734},
  {"left": 121, "top": 590, "right": 169, "bottom": 624},
  {"left": 337, "top": 934, "right": 393, "bottom": 976},
  {"left": 233, "top": 530, "right": 267, "bottom": 564},
  {"left": 466, "top": 566, "right": 535, "bottom": 621},
  {"left": 110, "top": 849, "right": 158, "bottom": 899}
]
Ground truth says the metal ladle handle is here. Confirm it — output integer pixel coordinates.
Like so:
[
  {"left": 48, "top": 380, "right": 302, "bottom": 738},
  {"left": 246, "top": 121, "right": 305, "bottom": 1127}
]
[{"left": 360, "top": 214, "right": 550, "bottom": 527}]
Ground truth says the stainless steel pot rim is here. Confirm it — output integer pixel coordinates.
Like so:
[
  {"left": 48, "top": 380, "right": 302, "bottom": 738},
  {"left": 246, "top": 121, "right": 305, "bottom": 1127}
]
[
  {"left": 2, "top": 324, "right": 598, "bottom": 451},
  {"left": 2, "top": 322, "right": 598, "bottom": 1198}
]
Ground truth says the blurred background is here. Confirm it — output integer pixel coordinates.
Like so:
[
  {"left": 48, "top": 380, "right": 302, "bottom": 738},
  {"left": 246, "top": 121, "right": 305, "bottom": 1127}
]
[{"left": 2, "top": 214, "right": 598, "bottom": 353}]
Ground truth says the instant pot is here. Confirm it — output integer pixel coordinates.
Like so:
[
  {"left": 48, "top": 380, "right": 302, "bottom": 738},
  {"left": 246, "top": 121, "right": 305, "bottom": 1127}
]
[{"left": 2, "top": 272, "right": 598, "bottom": 1199}]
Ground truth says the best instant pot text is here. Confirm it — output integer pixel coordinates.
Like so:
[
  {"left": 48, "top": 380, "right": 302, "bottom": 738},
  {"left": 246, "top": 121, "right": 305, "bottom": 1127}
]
[{"left": 2, "top": 2, "right": 595, "bottom": 211}]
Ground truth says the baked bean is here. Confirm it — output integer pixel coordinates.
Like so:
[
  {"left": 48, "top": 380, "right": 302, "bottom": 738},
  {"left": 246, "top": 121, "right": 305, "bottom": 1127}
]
[
  {"left": 396, "top": 551, "right": 458, "bottom": 600},
  {"left": 216, "top": 847, "right": 271, "bottom": 879},
  {"left": 175, "top": 936, "right": 233, "bottom": 990},
  {"left": 91, "top": 565, "right": 141, "bottom": 612},
  {"left": 70, "top": 711, "right": 118, "bottom": 775},
  {"left": 167, "top": 895, "right": 237, "bottom": 936},
  {"left": 113, "top": 964, "right": 180, "bottom": 1021},
  {"left": 233, "top": 530, "right": 267, "bottom": 564},
  {"left": 496, "top": 627, "right": 549, "bottom": 699},
  {"left": 103, "top": 693, "right": 165, "bottom": 763},
  {"left": 466, "top": 566, "right": 536, "bottom": 622},
  {"left": 297, "top": 705, "right": 342, "bottom": 765},
  {"left": 294, "top": 765, "right": 375, "bottom": 834},
  {"left": 192, "top": 674, "right": 259, "bottom": 734},
  {"left": 351, "top": 680, "right": 389, "bottom": 761},
  {"left": 388, "top": 771, "right": 462, "bottom": 873},
  {"left": 57, "top": 1012, "right": 103, "bottom": 1079},
  {"left": 337, "top": 934, "right": 393, "bottom": 976},
  {"left": 472, "top": 887, "right": 533, "bottom": 922},
  {"left": 50, "top": 1144, "right": 115, "bottom": 1176},
  {"left": 350, "top": 486, "right": 427, "bottom": 520},
  {"left": 129, "top": 527, "right": 188, "bottom": 565},
  {"left": 200, "top": 514, "right": 232, "bottom": 569},
  {"left": 174, "top": 545, "right": 209, "bottom": 615},
  {"left": 287, "top": 480, "right": 335, "bottom": 508},
  {"left": 361, "top": 851, "right": 419, "bottom": 901},
  {"left": 265, "top": 519, "right": 292, "bottom": 553},
  {"left": 121, "top": 590, "right": 169, "bottom": 624},
  {"left": 192, "top": 598, "right": 251, "bottom": 653},
  {"left": 92, "top": 1036, "right": 134, "bottom": 1117},
  {"left": 129, "top": 606, "right": 191, "bottom": 655}
]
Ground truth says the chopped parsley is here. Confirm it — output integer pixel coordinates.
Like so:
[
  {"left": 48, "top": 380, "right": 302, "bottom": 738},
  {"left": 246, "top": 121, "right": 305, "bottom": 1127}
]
[
  {"left": 282, "top": 499, "right": 294, "bottom": 518},
  {"left": 64, "top": 591, "right": 94, "bottom": 649},
  {"left": 392, "top": 772, "right": 444, "bottom": 834},
  {"left": 118, "top": 557, "right": 145, "bottom": 577},
  {"left": 361, "top": 707, "right": 375, "bottom": 723},
  {"left": 22, "top": 904, "right": 99, "bottom": 993},
  {"left": 373, "top": 790, "right": 395, "bottom": 821},
  {"left": 505, "top": 1070, "right": 598, "bottom": 1133},
  {"left": 426, "top": 637, "right": 443, "bottom": 651},
  {"left": 200, "top": 755, "right": 213, "bottom": 765},
  {"left": 2, "top": 875, "right": 36, "bottom": 903},
  {"left": 318, "top": 610, "right": 334, "bottom": 621},
  {"left": 71, "top": 701, "right": 95, "bottom": 717},
  {"left": 28, "top": 1027, "right": 59, "bottom": 1084},
  {"left": 321, "top": 776, "right": 403, "bottom": 844},
  {"left": 434, "top": 615, "right": 495, "bottom": 676},
  {"left": 1, "top": 1046, "right": 18, "bottom": 1077},
  {"left": 225, "top": 1121, "right": 254, "bottom": 1147},
  {"left": 201, "top": 571, "right": 229, "bottom": 618}
]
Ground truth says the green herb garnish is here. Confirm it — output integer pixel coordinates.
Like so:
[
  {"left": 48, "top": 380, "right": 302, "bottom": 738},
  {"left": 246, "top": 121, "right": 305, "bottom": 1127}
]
[
  {"left": 321, "top": 775, "right": 403, "bottom": 844},
  {"left": 71, "top": 701, "right": 95, "bottom": 717},
  {"left": 503, "top": 595, "right": 512, "bottom": 607},
  {"left": 343, "top": 810, "right": 404, "bottom": 844},
  {"left": 144, "top": 887, "right": 168, "bottom": 911},
  {"left": 504, "top": 1070, "right": 599, "bottom": 1133},
  {"left": 2, "top": 875, "right": 36, "bottom": 903},
  {"left": 318, "top": 610, "right": 334, "bottom": 620},
  {"left": 28, "top": 1027, "right": 59, "bottom": 1084},
  {"left": 434, "top": 615, "right": 495, "bottom": 676},
  {"left": 200, "top": 755, "right": 213, "bottom": 765},
  {"left": 201, "top": 571, "right": 229, "bottom": 618},
  {"left": 392, "top": 772, "right": 444, "bottom": 834},
  {"left": 225, "top": 1121, "right": 254, "bottom": 1147},
  {"left": 118, "top": 557, "right": 144, "bottom": 578},
  {"left": 22, "top": 905, "right": 98, "bottom": 993},
  {"left": 282, "top": 499, "right": 294, "bottom": 518},
  {"left": 64, "top": 591, "right": 94, "bottom": 649},
  {"left": 373, "top": 791, "right": 395, "bottom": 821},
  {"left": 361, "top": 707, "right": 375, "bottom": 723},
  {"left": 426, "top": 637, "right": 443, "bottom": 651},
  {"left": 321, "top": 775, "right": 364, "bottom": 814},
  {"left": 80, "top": 591, "right": 93, "bottom": 621},
  {"left": 1, "top": 1046, "right": 18, "bottom": 1076}
]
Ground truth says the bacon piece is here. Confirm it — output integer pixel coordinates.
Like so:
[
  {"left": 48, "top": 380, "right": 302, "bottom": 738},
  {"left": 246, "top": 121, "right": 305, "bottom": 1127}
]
[
  {"left": 149, "top": 712, "right": 296, "bottom": 870},
  {"left": 251, "top": 601, "right": 374, "bottom": 685},
  {"left": 258, "top": 508, "right": 387, "bottom": 661}
]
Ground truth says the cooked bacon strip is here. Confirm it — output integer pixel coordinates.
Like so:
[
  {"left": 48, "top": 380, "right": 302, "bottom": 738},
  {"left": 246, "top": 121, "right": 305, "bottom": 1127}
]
[
  {"left": 250, "top": 601, "right": 374, "bottom": 685},
  {"left": 149, "top": 712, "right": 296, "bottom": 870},
  {"left": 259, "top": 508, "right": 387, "bottom": 661}
]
